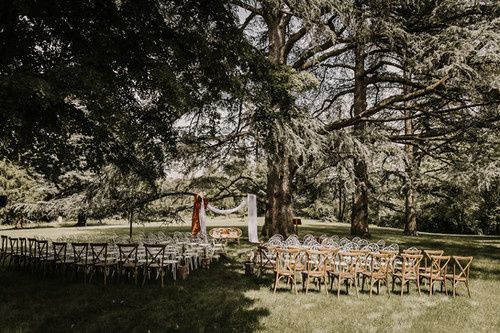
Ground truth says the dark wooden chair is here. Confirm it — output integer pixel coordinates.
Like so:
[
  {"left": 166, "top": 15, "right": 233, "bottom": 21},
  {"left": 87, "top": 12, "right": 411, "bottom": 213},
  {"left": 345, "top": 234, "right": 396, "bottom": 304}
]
[
  {"left": 143, "top": 244, "right": 167, "bottom": 287},
  {"left": 117, "top": 243, "right": 142, "bottom": 285},
  {"left": 89, "top": 243, "right": 117, "bottom": 285}
]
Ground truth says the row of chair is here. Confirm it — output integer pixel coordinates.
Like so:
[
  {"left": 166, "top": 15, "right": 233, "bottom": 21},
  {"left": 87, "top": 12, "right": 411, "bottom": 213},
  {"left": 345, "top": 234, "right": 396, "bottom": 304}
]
[
  {"left": 0, "top": 235, "right": 215, "bottom": 287},
  {"left": 256, "top": 245, "right": 473, "bottom": 297}
]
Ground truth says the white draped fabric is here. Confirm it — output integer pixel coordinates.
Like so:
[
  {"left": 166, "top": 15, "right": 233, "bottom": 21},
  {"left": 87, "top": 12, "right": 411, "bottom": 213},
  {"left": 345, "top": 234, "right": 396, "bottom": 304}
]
[
  {"left": 207, "top": 199, "right": 247, "bottom": 215},
  {"left": 247, "top": 194, "right": 258, "bottom": 243},
  {"left": 202, "top": 194, "right": 259, "bottom": 243},
  {"left": 199, "top": 200, "right": 207, "bottom": 236}
]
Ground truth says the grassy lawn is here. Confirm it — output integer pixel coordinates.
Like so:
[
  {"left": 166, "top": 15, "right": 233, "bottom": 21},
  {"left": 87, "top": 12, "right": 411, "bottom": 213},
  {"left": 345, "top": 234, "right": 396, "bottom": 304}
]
[{"left": 0, "top": 218, "right": 499, "bottom": 333}]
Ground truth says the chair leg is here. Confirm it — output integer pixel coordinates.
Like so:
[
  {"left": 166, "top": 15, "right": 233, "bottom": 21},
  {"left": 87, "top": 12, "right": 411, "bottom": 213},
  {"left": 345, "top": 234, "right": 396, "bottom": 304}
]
[
  {"left": 273, "top": 273, "right": 279, "bottom": 294},
  {"left": 417, "top": 277, "right": 422, "bottom": 296}
]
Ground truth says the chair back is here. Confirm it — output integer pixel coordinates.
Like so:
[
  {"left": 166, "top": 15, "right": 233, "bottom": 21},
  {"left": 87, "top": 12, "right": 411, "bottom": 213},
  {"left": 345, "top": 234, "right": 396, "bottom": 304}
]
[
  {"left": 9, "top": 237, "right": 20, "bottom": 255},
  {"left": 52, "top": 242, "right": 68, "bottom": 263},
  {"left": 369, "top": 252, "right": 394, "bottom": 275},
  {"left": 36, "top": 240, "right": 49, "bottom": 260},
  {"left": 337, "top": 251, "right": 361, "bottom": 275},
  {"left": 89, "top": 243, "right": 109, "bottom": 264},
  {"left": 117, "top": 243, "right": 139, "bottom": 265},
  {"left": 423, "top": 249, "right": 444, "bottom": 269},
  {"left": 144, "top": 244, "right": 166, "bottom": 267},
  {"left": 401, "top": 254, "right": 423, "bottom": 277},
  {"left": 275, "top": 247, "right": 301, "bottom": 274},
  {"left": 19, "top": 238, "right": 27, "bottom": 256},
  {"left": 71, "top": 242, "right": 89, "bottom": 264},
  {"left": 305, "top": 249, "right": 331, "bottom": 275},
  {"left": 257, "top": 245, "right": 275, "bottom": 269},
  {"left": 452, "top": 256, "right": 473, "bottom": 281},
  {"left": 1, "top": 235, "right": 7, "bottom": 253},
  {"left": 27, "top": 238, "right": 37, "bottom": 258},
  {"left": 403, "top": 247, "right": 421, "bottom": 255}
]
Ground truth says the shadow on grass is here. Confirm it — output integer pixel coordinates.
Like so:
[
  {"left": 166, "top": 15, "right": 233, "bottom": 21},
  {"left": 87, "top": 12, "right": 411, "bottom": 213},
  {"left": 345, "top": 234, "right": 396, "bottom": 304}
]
[{"left": 0, "top": 259, "right": 269, "bottom": 333}]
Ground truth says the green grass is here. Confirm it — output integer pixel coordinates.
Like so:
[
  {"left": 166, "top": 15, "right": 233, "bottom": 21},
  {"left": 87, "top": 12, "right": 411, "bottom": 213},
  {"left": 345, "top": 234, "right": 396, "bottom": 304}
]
[{"left": 1, "top": 219, "right": 499, "bottom": 333}]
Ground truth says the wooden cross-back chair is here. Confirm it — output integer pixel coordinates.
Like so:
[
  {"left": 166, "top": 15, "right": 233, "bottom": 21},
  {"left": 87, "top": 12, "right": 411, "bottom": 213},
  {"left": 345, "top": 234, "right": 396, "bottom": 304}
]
[
  {"left": 419, "top": 255, "right": 450, "bottom": 295},
  {"left": 256, "top": 245, "right": 276, "bottom": 280},
  {"left": 329, "top": 251, "right": 362, "bottom": 298},
  {"left": 392, "top": 254, "right": 423, "bottom": 296},
  {"left": 7, "top": 237, "right": 21, "bottom": 269},
  {"left": 52, "top": 242, "right": 68, "bottom": 276},
  {"left": 446, "top": 256, "right": 473, "bottom": 297},
  {"left": 421, "top": 250, "right": 445, "bottom": 273},
  {"left": 302, "top": 248, "right": 332, "bottom": 294},
  {"left": 273, "top": 247, "right": 301, "bottom": 294},
  {"left": 117, "top": 243, "right": 142, "bottom": 285},
  {"left": 89, "top": 243, "right": 116, "bottom": 285},
  {"left": 71, "top": 242, "right": 89, "bottom": 283},
  {"left": 143, "top": 244, "right": 167, "bottom": 287},
  {"left": 361, "top": 252, "right": 395, "bottom": 297},
  {"left": 0, "top": 235, "right": 8, "bottom": 266},
  {"left": 36, "top": 240, "right": 53, "bottom": 277},
  {"left": 26, "top": 238, "right": 37, "bottom": 271}
]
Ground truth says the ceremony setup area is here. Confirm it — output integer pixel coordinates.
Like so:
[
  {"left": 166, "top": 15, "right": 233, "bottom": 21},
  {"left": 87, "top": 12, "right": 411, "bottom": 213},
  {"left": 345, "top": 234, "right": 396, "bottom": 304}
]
[
  {"left": 0, "top": 219, "right": 498, "bottom": 332},
  {"left": 1, "top": 0, "right": 499, "bottom": 332}
]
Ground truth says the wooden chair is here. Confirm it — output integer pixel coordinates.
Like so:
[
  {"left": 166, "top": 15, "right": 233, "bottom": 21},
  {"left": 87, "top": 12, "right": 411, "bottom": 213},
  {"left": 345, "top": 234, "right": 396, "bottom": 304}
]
[
  {"left": 36, "top": 240, "right": 54, "bottom": 277},
  {"left": 26, "top": 238, "right": 37, "bottom": 272},
  {"left": 256, "top": 245, "right": 276, "bottom": 280},
  {"left": 392, "top": 254, "right": 422, "bottom": 296},
  {"left": 71, "top": 242, "right": 89, "bottom": 283},
  {"left": 117, "top": 243, "right": 143, "bottom": 285},
  {"left": 421, "top": 249, "right": 445, "bottom": 273},
  {"left": 445, "top": 256, "right": 473, "bottom": 297},
  {"left": 8, "top": 237, "right": 22, "bottom": 269},
  {"left": 273, "top": 247, "right": 301, "bottom": 294},
  {"left": 302, "top": 248, "right": 331, "bottom": 294},
  {"left": 329, "top": 251, "right": 361, "bottom": 298},
  {"left": 0, "top": 235, "right": 8, "bottom": 266},
  {"left": 143, "top": 244, "right": 167, "bottom": 287},
  {"left": 361, "top": 252, "right": 394, "bottom": 297},
  {"left": 419, "top": 255, "right": 450, "bottom": 295},
  {"left": 89, "top": 243, "right": 117, "bottom": 285},
  {"left": 52, "top": 242, "right": 68, "bottom": 276}
]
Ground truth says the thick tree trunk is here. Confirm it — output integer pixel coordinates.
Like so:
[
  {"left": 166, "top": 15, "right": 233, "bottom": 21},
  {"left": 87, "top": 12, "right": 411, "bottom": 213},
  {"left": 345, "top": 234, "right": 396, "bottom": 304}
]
[
  {"left": 262, "top": 152, "right": 295, "bottom": 237},
  {"left": 260, "top": 12, "right": 295, "bottom": 237},
  {"left": 350, "top": 38, "right": 370, "bottom": 237}
]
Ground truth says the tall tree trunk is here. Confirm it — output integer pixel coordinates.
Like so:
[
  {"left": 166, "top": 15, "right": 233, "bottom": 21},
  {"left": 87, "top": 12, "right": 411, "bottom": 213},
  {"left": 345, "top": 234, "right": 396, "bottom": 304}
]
[
  {"left": 75, "top": 211, "right": 87, "bottom": 227},
  {"left": 403, "top": 74, "right": 418, "bottom": 236},
  {"left": 262, "top": 149, "right": 295, "bottom": 237},
  {"left": 350, "top": 37, "right": 370, "bottom": 237},
  {"left": 403, "top": 118, "right": 417, "bottom": 235},
  {"left": 260, "top": 12, "right": 295, "bottom": 238}
]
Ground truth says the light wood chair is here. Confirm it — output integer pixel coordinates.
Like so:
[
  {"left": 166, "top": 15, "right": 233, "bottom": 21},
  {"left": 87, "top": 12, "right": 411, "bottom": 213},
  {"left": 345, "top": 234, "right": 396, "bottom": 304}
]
[
  {"left": 362, "top": 252, "right": 394, "bottom": 297},
  {"left": 445, "top": 256, "right": 473, "bottom": 297},
  {"left": 302, "top": 248, "right": 332, "bottom": 294},
  {"left": 419, "top": 255, "right": 450, "bottom": 295},
  {"left": 392, "top": 254, "right": 423, "bottom": 296},
  {"left": 273, "top": 247, "right": 301, "bottom": 294},
  {"left": 329, "top": 251, "right": 361, "bottom": 298}
]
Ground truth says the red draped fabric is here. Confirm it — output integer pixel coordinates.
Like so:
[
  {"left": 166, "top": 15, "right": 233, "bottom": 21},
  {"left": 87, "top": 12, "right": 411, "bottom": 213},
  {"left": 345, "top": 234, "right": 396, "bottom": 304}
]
[{"left": 191, "top": 194, "right": 208, "bottom": 236}]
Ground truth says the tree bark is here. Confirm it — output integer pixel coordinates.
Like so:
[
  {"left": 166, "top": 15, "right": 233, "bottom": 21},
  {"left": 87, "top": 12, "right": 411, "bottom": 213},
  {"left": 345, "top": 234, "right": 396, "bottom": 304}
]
[
  {"left": 260, "top": 11, "right": 295, "bottom": 237},
  {"left": 403, "top": 95, "right": 417, "bottom": 236},
  {"left": 75, "top": 211, "right": 87, "bottom": 227},
  {"left": 350, "top": 35, "right": 370, "bottom": 237}
]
